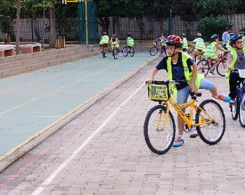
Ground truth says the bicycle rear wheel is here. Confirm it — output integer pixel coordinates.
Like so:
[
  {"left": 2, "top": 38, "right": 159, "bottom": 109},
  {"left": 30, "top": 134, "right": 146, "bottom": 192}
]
[
  {"left": 129, "top": 47, "right": 135, "bottom": 57},
  {"left": 195, "top": 99, "right": 225, "bottom": 145},
  {"left": 230, "top": 97, "right": 239, "bottom": 120},
  {"left": 216, "top": 61, "right": 227, "bottom": 77},
  {"left": 112, "top": 48, "right": 117, "bottom": 59},
  {"left": 122, "top": 47, "right": 128, "bottom": 57},
  {"left": 144, "top": 105, "right": 175, "bottom": 155},
  {"left": 197, "top": 59, "right": 210, "bottom": 76},
  {"left": 150, "top": 46, "right": 158, "bottom": 56},
  {"left": 239, "top": 93, "right": 245, "bottom": 127}
]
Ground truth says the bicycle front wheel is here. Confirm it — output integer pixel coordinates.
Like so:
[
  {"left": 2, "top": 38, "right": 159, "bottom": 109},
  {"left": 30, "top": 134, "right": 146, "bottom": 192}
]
[
  {"left": 144, "top": 105, "right": 175, "bottom": 155},
  {"left": 195, "top": 99, "right": 225, "bottom": 145},
  {"left": 197, "top": 59, "right": 210, "bottom": 76},
  {"left": 150, "top": 46, "right": 158, "bottom": 56},
  {"left": 230, "top": 97, "right": 239, "bottom": 120},
  {"left": 216, "top": 61, "right": 227, "bottom": 77},
  {"left": 129, "top": 47, "right": 135, "bottom": 57},
  {"left": 239, "top": 93, "right": 245, "bottom": 127},
  {"left": 122, "top": 47, "right": 128, "bottom": 57}
]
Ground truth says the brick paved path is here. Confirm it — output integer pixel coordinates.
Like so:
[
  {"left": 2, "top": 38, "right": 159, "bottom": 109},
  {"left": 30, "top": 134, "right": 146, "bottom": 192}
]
[{"left": 0, "top": 56, "right": 245, "bottom": 195}]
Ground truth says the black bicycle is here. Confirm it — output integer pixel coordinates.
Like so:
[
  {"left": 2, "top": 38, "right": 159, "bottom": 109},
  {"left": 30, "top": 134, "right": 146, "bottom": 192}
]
[{"left": 122, "top": 46, "right": 135, "bottom": 57}]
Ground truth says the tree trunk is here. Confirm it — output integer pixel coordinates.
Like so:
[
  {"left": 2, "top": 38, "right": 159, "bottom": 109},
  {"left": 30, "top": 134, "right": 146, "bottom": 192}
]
[
  {"left": 49, "top": 3, "right": 56, "bottom": 48},
  {"left": 16, "top": 0, "right": 21, "bottom": 55},
  {"left": 98, "top": 17, "right": 110, "bottom": 35}
]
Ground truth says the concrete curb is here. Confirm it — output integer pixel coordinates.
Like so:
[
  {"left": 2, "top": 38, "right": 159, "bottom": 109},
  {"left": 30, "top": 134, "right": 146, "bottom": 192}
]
[{"left": 0, "top": 55, "right": 159, "bottom": 173}]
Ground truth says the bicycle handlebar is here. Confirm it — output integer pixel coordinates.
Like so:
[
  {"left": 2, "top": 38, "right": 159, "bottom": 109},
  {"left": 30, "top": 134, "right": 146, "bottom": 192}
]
[{"left": 145, "top": 80, "right": 186, "bottom": 85}]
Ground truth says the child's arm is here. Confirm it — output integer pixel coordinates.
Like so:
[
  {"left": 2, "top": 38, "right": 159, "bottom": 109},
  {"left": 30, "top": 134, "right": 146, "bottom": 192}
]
[
  {"left": 189, "top": 63, "right": 198, "bottom": 94},
  {"left": 227, "top": 55, "right": 235, "bottom": 71},
  {"left": 216, "top": 43, "right": 228, "bottom": 52}
]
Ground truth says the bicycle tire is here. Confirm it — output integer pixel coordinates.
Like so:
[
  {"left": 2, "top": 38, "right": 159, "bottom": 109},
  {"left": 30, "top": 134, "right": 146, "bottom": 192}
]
[
  {"left": 239, "top": 93, "right": 245, "bottom": 127},
  {"left": 144, "top": 105, "right": 175, "bottom": 155},
  {"left": 197, "top": 59, "right": 210, "bottom": 76},
  {"left": 129, "top": 47, "right": 135, "bottom": 57},
  {"left": 150, "top": 46, "right": 158, "bottom": 56},
  {"left": 195, "top": 99, "right": 225, "bottom": 145},
  {"left": 112, "top": 48, "right": 117, "bottom": 59},
  {"left": 122, "top": 47, "right": 128, "bottom": 57},
  {"left": 216, "top": 61, "right": 227, "bottom": 77},
  {"left": 230, "top": 97, "right": 239, "bottom": 120}
]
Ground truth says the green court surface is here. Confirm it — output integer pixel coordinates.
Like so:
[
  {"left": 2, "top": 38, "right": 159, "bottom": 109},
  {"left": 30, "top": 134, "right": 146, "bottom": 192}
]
[{"left": 0, "top": 52, "right": 154, "bottom": 157}]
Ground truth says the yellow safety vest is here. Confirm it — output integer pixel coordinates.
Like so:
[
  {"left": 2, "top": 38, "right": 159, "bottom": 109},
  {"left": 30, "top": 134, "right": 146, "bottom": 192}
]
[
  {"left": 111, "top": 38, "right": 119, "bottom": 48},
  {"left": 182, "top": 38, "right": 188, "bottom": 49},
  {"left": 100, "top": 35, "right": 109, "bottom": 44},
  {"left": 127, "top": 37, "right": 134, "bottom": 47},
  {"left": 226, "top": 48, "right": 245, "bottom": 83},
  {"left": 205, "top": 41, "right": 216, "bottom": 53},
  {"left": 195, "top": 38, "right": 206, "bottom": 51},
  {"left": 167, "top": 52, "right": 204, "bottom": 97}
]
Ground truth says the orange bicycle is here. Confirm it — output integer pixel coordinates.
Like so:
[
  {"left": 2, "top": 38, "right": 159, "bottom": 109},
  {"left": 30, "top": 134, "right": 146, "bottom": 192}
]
[{"left": 144, "top": 80, "right": 226, "bottom": 154}]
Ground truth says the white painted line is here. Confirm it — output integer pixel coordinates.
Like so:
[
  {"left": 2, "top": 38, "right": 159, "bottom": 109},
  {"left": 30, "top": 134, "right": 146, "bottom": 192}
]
[{"left": 31, "top": 82, "right": 145, "bottom": 195}]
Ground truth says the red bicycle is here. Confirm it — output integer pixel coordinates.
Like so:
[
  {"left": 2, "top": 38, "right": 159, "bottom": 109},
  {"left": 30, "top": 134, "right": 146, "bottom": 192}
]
[{"left": 197, "top": 52, "right": 228, "bottom": 77}]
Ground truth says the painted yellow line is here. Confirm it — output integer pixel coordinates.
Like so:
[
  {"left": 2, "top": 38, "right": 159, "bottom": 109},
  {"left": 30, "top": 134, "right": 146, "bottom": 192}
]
[
  {"left": 0, "top": 55, "right": 152, "bottom": 162},
  {"left": 0, "top": 58, "right": 131, "bottom": 117},
  {"left": 0, "top": 59, "right": 100, "bottom": 94},
  {"left": 32, "top": 116, "right": 61, "bottom": 118}
]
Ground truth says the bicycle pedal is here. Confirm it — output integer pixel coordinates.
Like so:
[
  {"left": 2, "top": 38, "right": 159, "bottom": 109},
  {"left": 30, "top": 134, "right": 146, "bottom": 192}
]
[{"left": 190, "top": 134, "right": 198, "bottom": 138}]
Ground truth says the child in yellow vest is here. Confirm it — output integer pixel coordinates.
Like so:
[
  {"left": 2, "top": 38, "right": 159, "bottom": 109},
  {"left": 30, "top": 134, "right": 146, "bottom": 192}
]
[
  {"left": 147, "top": 35, "right": 230, "bottom": 147},
  {"left": 226, "top": 34, "right": 245, "bottom": 102}
]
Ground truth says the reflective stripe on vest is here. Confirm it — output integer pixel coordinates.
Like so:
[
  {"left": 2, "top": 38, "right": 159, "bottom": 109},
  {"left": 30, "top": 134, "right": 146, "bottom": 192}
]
[
  {"left": 206, "top": 41, "right": 216, "bottom": 53},
  {"left": 183, "top": 38, "right": 188, "bottom": 49},
  {"left": 167, "top": 52, "right": 204, "bottom": 97},
  {"left": 101, "top": 35, "right": 109, "bottom": 44},
  {"left": 195, "top": 38, "right": 206, "bottom": 50},
  {"left": 127, "top": 37, "right": 134, "bottom": 46}
]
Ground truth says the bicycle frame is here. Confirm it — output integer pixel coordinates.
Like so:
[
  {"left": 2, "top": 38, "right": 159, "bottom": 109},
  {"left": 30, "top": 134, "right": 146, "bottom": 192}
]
[{"left": 159, "top": 96, "right": 216, "bottom": 130}]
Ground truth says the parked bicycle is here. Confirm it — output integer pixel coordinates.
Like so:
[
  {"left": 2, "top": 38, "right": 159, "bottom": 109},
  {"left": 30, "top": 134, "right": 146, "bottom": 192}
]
[
  {"left": 144, "top": 80, "right": 226, "bottom": 154},
  {"left": 197, "top": 52, "right": 228, "bottom": 77},
  {"left": 122, "top": 45, "right": 135, "bottom": 57},
  {"left": 230, "top": 69, "right": 245, "bottom": 127}
]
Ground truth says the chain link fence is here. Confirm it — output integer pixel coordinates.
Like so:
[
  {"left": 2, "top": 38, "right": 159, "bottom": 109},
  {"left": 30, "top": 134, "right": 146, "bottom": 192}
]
[{"left": 0, "top": 14, "right": 244, "bottom": 43}]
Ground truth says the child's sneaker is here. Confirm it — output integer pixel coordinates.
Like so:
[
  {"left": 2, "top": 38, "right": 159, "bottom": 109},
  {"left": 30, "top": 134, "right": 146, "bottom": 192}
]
[
  {"left": 209, "top": 69, "right": 215, "bottom": 75},
  {"left": 173, "top": 137, "right": 184, "bottom": 147},
  {"left": 217, "top": 94, "right": 231, "bottom": 102}
]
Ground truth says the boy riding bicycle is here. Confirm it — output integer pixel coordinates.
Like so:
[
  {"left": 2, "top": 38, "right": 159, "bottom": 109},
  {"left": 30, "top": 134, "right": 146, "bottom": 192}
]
[
  {"left": 193, "top": 32, "right": 206, "bottom": 59},
  {"left": 204, "top": 34, "right": 228, "bottom": 74},
  {"left": 226, "top": 34, "right": 245, "bottom": 103},
  {"left": 110, "top": 34, "right": 120, "bottom": 54},
  {"left": 147, "top": 35, "right": 229, "bottom": 147},
  {"left": 153, "top": 33, "right": 167, "bottom": 56},
  {"left": 126, "top": 32, "right": 135, "bottom": 48},
  {"left": 99, "top": 32, "right": 110, "bottom": 57},
  {"left": 181, "top": 33, "right": 188, "bottom": 52}
]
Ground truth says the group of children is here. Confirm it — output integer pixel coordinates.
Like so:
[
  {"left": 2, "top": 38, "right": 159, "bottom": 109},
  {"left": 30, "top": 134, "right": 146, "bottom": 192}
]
[
  {"left": 99, "top": 32, "right": 134, "bottom": 57},
  {"left": 148, "top": 31, "right": 245, "bottom": 147}
]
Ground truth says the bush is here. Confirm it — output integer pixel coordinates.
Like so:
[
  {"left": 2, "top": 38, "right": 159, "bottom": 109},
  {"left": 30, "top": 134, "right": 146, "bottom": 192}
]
[{"left": 197, "top": 16, "right": 232, "bottom": 41}]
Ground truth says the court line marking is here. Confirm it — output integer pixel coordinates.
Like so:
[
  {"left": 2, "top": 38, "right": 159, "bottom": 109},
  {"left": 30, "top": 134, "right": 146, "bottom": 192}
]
[
  {"left": 0, "top": 57, "right": 132, "bottom": 117},
  {"left": 0, "top": 59, "right": 100, "bottom": 94},
  {"left": 31, "top": 82, "right": 145, "bottom": 195},
  {"left": 0, "top": 53, "right": 150, "bottom": 161}
]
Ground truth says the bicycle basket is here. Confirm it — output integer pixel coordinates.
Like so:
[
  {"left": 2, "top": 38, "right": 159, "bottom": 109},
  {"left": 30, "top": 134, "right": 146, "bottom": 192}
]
[
  {"left": 148, "top": 83, "right": 169, "bottom": 101},
  {"left": 238, "top": 69, "right": 245, "bottom": 78}
]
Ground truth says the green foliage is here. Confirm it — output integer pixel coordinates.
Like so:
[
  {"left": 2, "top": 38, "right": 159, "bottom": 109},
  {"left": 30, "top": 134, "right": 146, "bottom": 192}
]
[
  {"left": 198, "top": 16, "right": 232, "bottom": 41},
  {"left": 94, "top": 0, "right": 147, "bottom": 18},
  {"left": 196, "top": 0, "right": 239, "bottom": 18}
]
